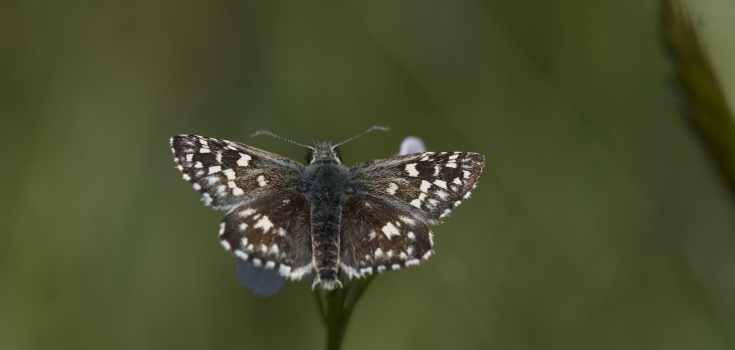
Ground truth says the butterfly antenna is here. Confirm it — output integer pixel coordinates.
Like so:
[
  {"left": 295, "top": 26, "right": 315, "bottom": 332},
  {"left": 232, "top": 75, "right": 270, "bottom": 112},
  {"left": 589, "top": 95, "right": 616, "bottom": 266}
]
[
  {"left": 250, "top": 129, "right": 314, "bottom": 149},
  {"left": 332, "top": 124, "right": 390, "bottom": 149}
]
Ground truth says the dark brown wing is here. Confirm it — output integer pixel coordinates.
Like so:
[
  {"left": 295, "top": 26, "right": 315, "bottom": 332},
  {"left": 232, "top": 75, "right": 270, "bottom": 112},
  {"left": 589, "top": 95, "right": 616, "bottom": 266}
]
[
  {"left": 219, "top": 191, "right": 314, "bottom": 280},
  {"left": 349, "top": 152, "right": 484, "bottom": 223},
  {"left": 170, "top": 135, "right": 304, "bottom": 210},
  {"left": 339, "top": 194, "right": 434, "bottom": 278}
]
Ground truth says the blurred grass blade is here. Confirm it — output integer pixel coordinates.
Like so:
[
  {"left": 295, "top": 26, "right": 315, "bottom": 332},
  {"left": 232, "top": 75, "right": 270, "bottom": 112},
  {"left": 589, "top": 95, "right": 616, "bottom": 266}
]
[{"left": 662, "top": 0, "right": 735, "bottom": 196}]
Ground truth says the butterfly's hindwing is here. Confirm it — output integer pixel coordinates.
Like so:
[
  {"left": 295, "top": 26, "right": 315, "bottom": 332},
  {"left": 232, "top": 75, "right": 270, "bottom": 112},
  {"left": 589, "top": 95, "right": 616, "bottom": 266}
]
[
  {"left": 170, "top": 135, "right": 304, "bottom": 210},
  {"left": 339, "top": 194, "right": 433, "bottom": 277},
  {"left": 220, "top": 191, "right": 314, "bottom": 280},
  {"left": 349, "top": 152, "right": 485, "bottom": 222}
]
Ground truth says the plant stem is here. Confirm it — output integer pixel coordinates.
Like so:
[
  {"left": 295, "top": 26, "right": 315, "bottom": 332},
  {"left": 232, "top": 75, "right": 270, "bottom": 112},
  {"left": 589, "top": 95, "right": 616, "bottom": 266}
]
[
  {"left": 662, "top": 0, "right": 735, "bottom": 196},
  {"left": 314, "top": 274, "right": 377, "bottom": 350}
]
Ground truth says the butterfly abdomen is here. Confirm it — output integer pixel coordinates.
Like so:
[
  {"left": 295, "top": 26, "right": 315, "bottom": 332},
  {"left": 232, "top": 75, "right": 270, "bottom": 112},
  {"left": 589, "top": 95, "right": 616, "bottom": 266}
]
[{"left": 306, "top": 160, "right": 350, "bottom": 290}]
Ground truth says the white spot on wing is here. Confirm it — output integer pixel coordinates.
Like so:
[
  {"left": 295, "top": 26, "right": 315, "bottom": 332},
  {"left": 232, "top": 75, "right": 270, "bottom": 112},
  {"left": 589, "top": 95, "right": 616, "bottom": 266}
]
[
  {"left": 186, "top": 154, "right": 193, "bottom": 162},
  {"left": 445, "top": 162, "right": 457, "bottom": 168},
  {"left": 405, "top": 163, "right": 419, "bottom": 177},
  {"left": 209, "top": 166, "right": 222, "bottom": 174},
  {"left": 410, "top": 199, "right": 422, "bottom": 208},
  {"left": 241, "top": 237, "right": 248, "bottom": 246},
  {"left": 252, "top": 259, "right": 261, "bottom": 267},
  {"left": 420, "top": 180, "right": 432, "bottom": 193},
  {"left": 449, "top": 154, "right": 459, "bottom": 160},
  {"left": 239, "top": 223, "right": 248, "bottom": 231},
  {"left": 433, "top": 179, "right": 447, "bottom": 189},
  {"left": 194, "top": 162, "right": 203, "bottom": 168},
  {"left": 406, "top": 259, "right": 420, "bottom": 266},
  {"left": 279, "top": 265, "right": 291, "bottom": 276},
  {"left": 407, "top": 232, "right": 416, "bottom": 240},
  {"left": 183, "top": 174, "right": 191, "bottom": 181},
  {"left": 436, "top": 190, "right": 448, "bottom": 199},
  {"left": 202, "top": 193, "right": 213, "bottom": 205},
  {"left": 220, "top": 239, "right": 231, "bottom": 251},
  {"left": 240, "top": 208, "right": 256, "bottom": 217},
  {"left": 434, "top": 165, "right": 440, "bottom": 176},
  {"left": 453, "top": 177, "right": 462, "bottom": 185},
  {"left": 216, "top": 153, "right": 222, "bottom": 163},
  {"left": 254, "top": 215, "right": 274, "bottom": 233},
  {"left": 375, "top": 248, "right": 384, "bottom": 257},
  {"left": 199, "top": 148, "right": 210, "bottom": 153},
  {"left": 377, "top": 266, "right": 386, "bottom": 273},
  {"left": 265, "top": 261, "right": 275, "bottom": 269},
  {"left": 223, "top": 169, "right": 236, "bottom": 180},
  {"left": 235, "top": 250, "right": 248, "bottom": 261},
  {"left": 399, "top": 216, "right": 416, "bottom": 226},
  {"left": 463, "top": 170, "right": 471, "bottom": 179},
  {"left": 237, "top": 153, "right": 251, "bottom": 167},
  {"left": 192, "top": 183, "right": 200, "bottom": 190},
  {"left": 232, "top": 187, "right": 244, "bottom": 195},
  {"left": 386, "top": 183, "right": 398, "bottom": 195},
  {"left": 382, "top": 222, "right": 401, "bottom": 239},
  {"left": 392, "top": 264, "right": 401, "bottom": 271},
  {"left": 257, "top": 175, "right": 267, "bottom": 187}
]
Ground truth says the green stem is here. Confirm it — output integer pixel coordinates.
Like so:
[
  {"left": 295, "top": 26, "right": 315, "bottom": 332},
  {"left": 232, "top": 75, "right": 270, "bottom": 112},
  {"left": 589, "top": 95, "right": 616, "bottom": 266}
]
[
  {"left": 314, "top": 274, "right": 377, "bottom": 350},
  {"left": 662, "top": 0, "right": 735, "bottom": 197}
]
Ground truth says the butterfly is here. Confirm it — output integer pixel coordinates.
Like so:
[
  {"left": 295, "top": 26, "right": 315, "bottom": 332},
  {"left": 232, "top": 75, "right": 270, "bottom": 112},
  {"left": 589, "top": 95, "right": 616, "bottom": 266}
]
[{"left": 170, "top": 125, "right": 485, "bottom": 295}]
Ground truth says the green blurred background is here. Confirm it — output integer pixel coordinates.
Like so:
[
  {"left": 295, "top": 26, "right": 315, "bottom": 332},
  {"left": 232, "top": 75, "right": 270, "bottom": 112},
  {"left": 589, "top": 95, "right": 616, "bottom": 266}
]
[{"left": 3, "top": 0, "right": 735, "bottom": 349}]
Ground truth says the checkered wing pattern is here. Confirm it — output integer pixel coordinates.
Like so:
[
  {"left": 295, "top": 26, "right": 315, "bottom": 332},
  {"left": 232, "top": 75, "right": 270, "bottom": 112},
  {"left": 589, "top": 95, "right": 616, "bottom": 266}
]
[
  {"left": 349, "top": 152, "right": 485, "bottom": 223},
  {"left": 219, "top": 191, "right": 314, "bottom": 280},
  {"left": 170, "top": 135, "right": 304, "bottom": 210},
  {"left": 339, "top": 194, "right": 434, "bottom": 278}
]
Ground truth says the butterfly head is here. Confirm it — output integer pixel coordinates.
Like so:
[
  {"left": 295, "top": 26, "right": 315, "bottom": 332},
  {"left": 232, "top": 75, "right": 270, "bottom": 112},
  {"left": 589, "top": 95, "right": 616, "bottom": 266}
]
[
  {"left": 250, "top": 124, "right": 389, "bottom": 166},
  {"left": 307, "top": 141, "right": 342, "bottom": 164}
]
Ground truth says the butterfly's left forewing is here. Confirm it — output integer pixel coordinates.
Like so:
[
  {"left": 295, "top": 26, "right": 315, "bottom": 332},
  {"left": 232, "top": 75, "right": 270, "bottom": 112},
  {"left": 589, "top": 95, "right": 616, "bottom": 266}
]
[{"left": 349, "top": 151, "right": 485, "bottom": 222}]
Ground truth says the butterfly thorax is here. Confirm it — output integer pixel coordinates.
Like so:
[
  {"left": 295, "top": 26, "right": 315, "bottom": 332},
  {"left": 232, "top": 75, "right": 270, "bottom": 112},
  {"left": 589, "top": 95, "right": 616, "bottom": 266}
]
[{"left": 304, "top": 140, "right": 351, "bottom": 289}]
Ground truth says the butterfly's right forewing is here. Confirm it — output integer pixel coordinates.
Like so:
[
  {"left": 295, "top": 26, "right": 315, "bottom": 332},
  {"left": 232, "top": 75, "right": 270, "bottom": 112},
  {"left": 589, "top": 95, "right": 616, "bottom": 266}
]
[{"left": 170, "top": 135, "right": 305, "bottom": 210}]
